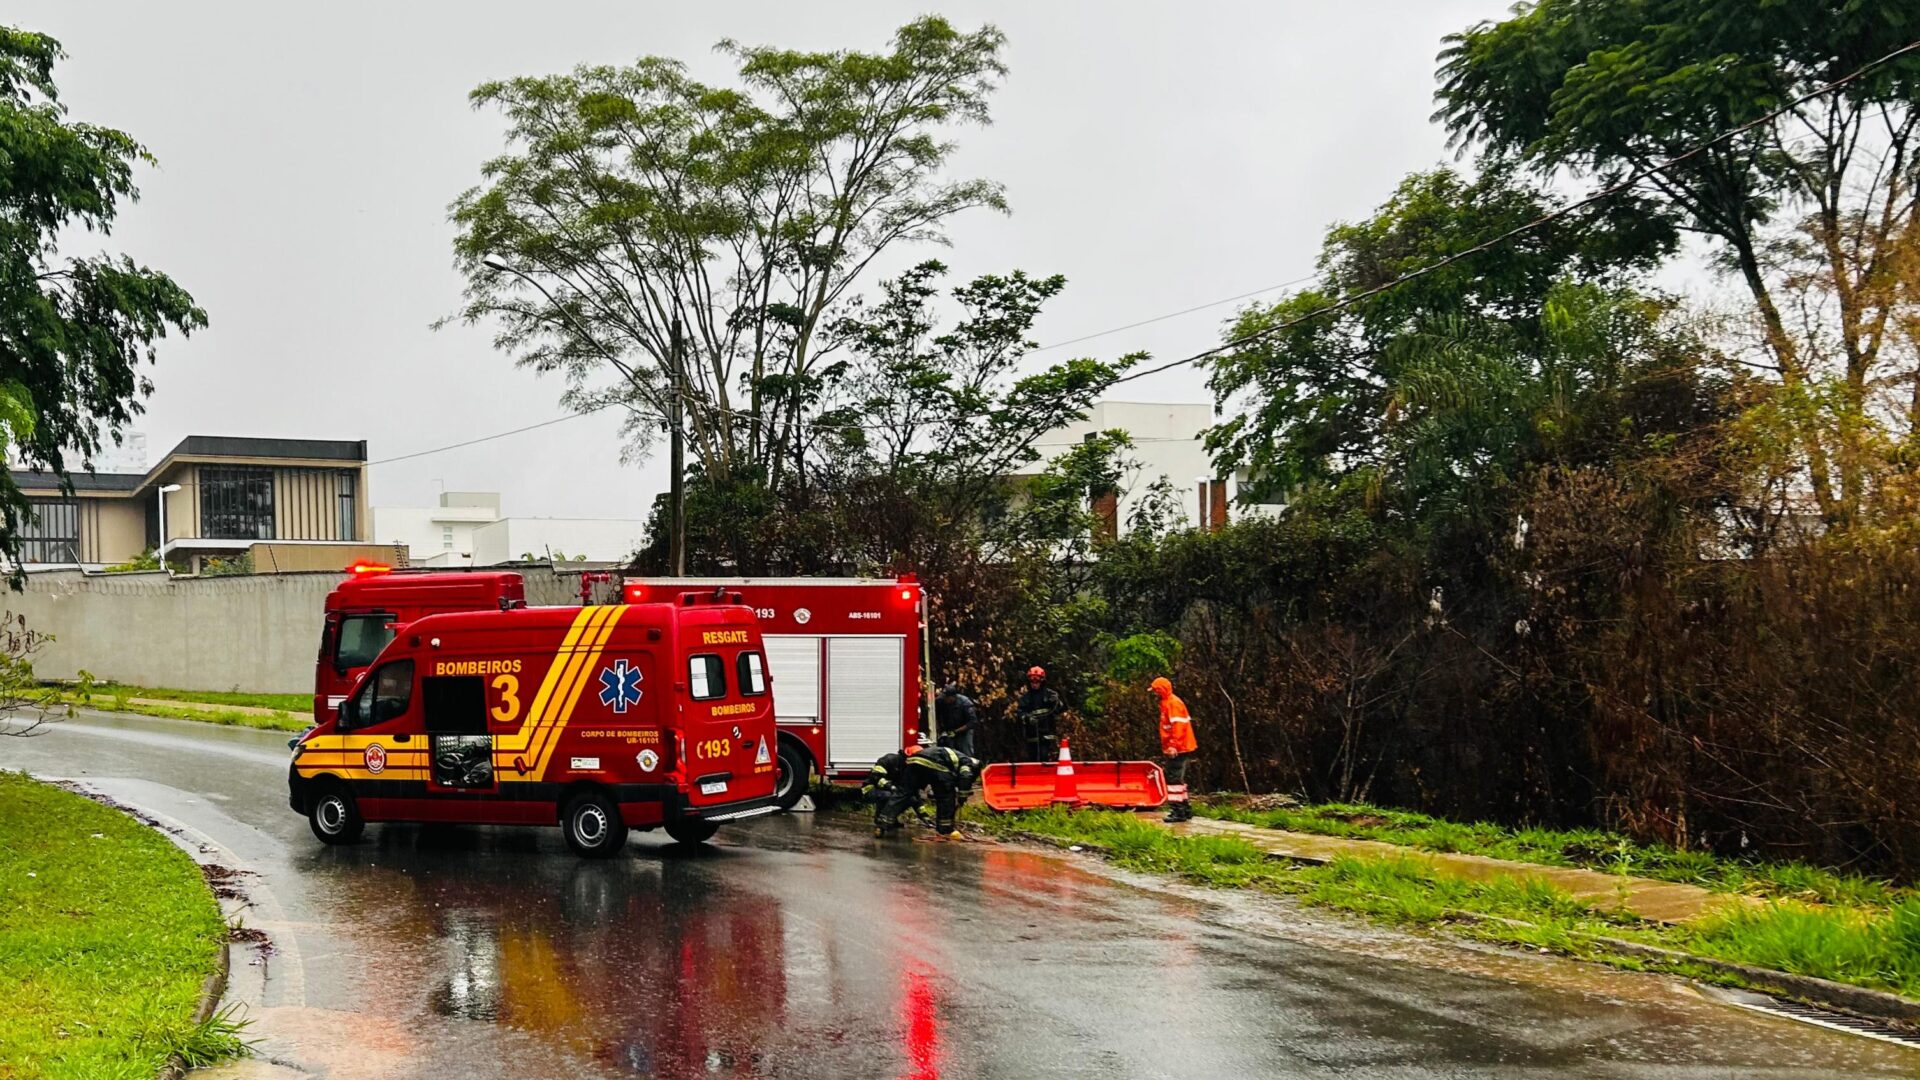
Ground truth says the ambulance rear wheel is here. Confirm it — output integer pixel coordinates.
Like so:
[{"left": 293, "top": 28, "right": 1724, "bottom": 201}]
[
  {"left": 308, "top": 783, "right": 364, "bottom": 845},
  {"left": 665, "top": 819, "right": 719, "bottom": 845},
  {"left": 773, "top": 741, "right": 811, "bottom": 811},
  {"left": 562, "top": 792, "right": 629, "bottom": 858}
]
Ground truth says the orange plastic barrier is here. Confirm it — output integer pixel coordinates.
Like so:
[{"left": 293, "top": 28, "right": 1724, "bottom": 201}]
[{"left": 980, "top": 760, "right": 1167, "bottom": 811}]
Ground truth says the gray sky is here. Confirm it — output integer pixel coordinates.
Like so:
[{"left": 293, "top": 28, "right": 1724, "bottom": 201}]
[{"left": 17, "top": 1, "right": 1506, "bottom": 518}]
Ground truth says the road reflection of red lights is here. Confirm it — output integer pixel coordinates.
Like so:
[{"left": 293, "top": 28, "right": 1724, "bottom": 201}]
[{"left": 899, "top": 964, "right": 941, "bottom": 1080}]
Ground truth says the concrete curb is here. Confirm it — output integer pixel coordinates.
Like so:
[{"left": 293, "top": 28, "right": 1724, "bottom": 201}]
[
  {"left": 45, "top": 781, "right": 240, "bottom": 1080},
  {"left": 156, "top": 939, "right": 231, "bottom": 1080},
  {"left": 993, "top": 820, "right": 1920, "bottom": 1035},
  {"left": 1587, "top": 935, "right": 1920, "bottom": 1029}
]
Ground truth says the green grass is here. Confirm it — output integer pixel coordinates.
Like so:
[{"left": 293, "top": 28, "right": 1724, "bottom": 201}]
[
  {"left": 1195, "top": 799, "right": 1900, "bottom": 907},
  {"left": 50, "top": 682, "right": 311, "bottom": 733},
  {"left": 0, "top": 772, "right": 243, "bottom": 1077},
  {"left": 969, "top": 805, "right": 1920, "bottom": 1002},
  {"left": 68, "top": 682, "right": 310, "bottom": 713}
]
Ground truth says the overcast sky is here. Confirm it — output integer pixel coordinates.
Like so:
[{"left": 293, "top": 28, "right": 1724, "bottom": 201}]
[{"left": 16, "top": 1, "right": 1508, "bottom": 518}]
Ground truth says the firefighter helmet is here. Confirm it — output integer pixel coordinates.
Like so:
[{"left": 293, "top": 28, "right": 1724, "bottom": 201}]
[{"left": 1027, "top": 665, "right": 1046, "bottom": 681}]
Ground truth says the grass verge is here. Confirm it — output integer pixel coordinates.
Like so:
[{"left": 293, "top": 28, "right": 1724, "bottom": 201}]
[
  {"left": 49, "top": 682, "right": 309, "bottom": 732},
  {"left": 76, "top": 683, "right": 310, "bottom": 714},
  {"left": 0, "top": 772, "right": 244, "bottom": 1077},
  {"left": 967, "top": 805, "right": 1920, "bottom": 1003},
  {"left": 1194, "top": 798, "right": 1901, "bottom": 908}
]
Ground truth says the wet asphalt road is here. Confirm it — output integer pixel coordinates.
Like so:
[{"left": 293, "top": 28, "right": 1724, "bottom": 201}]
[{"left": 4, "top": 712, "right": 1915, "bottom": 1079}]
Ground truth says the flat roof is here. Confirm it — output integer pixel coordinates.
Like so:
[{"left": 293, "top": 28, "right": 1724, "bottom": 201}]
[
  {"left": 164, "top": 435, "right": 365, "bottom": 463},
  {"left": 10, "top": 469, "right": 142, "bottom": 494},
  {"left": 11, "top": 434, "right": 366, "bottom": 497}
]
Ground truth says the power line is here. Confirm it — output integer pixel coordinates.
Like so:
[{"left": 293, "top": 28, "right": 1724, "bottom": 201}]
[
  {"left": 373, "top": 36, "right": 1920, "bottom": 466},
  {"left": 1028, "top": 271, "right": 1322, "bottom": 353},
  {"left": 1110, "top": 36, "right": 1920, "bottom": 388},
  {"left": 368, "top": 404, "right": 620, "bottom": 466}
]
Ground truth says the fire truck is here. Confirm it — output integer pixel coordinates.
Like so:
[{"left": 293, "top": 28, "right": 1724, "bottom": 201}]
[
  {"left": 289, "top": 587, "right": 781, "bottom": 855},
  {"left": 623, "top": 577, "right": 930, "bottom": 800},
  {"left": 313, "top": 569, "right": 929, "bottom": 811}
]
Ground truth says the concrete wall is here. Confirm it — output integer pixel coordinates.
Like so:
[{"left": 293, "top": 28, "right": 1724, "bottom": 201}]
[{"left": 10, "top": 564, "right": 593, "bottom": 694}]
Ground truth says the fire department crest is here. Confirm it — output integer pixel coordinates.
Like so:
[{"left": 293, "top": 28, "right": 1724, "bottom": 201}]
[
  {"left": 598, "top": 659, "right": 643, "bottom": 714},
  {"left": 363, "top": 744, "right": 387, "bottom": 774}
]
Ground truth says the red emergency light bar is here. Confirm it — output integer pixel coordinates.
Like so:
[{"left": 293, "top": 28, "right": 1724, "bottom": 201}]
[
  {"left": 347, "top": 560, "right": 392, "bottom": 576},
  {"left": 623, "top": 582, "right": 646, "bottom": 604}
]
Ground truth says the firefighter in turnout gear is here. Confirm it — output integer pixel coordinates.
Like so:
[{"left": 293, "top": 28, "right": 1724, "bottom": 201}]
[
  {"left": 862, "top": 750, "right": 912, "bottom": 833},
  {"left": 935, "top": 684, "right": 979, "bottom": 757},
  {"left": 873, "top": 744, "right": 984, "bottom": 839},
  {"left": 1016, "top": 666, "right": 1065, "bottom": 762},
  {"left": 1153, "top": 677, "right": 1197, "bottom": 822}
]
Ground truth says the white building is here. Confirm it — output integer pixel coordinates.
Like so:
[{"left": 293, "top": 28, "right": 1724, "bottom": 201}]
[
  {"left": 372, "top": 492, "right": 502, "bottom": 568},
  {"left": 373, "top": 492, "right": 647, "bottom": 568},
  {"left": 1023, "top": 401, "right": 1280, "bottom": 535},
  {"left": 471, "top": 517, "right": 647, "bottom": 567}
]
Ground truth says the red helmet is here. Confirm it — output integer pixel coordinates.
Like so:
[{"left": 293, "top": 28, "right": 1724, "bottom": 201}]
[{"left": 1027, "top": 666, "right": 1046, "bottom": 681}]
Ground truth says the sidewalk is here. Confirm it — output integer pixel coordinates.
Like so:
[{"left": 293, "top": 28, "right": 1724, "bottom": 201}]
[{"left": 1159, "top": 813, "right": 1760, "bottom": 925}]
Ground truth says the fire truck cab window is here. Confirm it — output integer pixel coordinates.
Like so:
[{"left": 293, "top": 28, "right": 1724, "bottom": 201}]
[
  {"left": 335, "top": 613, "right": 395, "bottom": 672},
  {"left": 343, "top": 659, "right": 414, "bottom": 729},
  {"left": 688, "top": 655, "right": 726, "bottom": 700},
  {"left": 737, "top": 652, "right": 767, "bottom": 696}
]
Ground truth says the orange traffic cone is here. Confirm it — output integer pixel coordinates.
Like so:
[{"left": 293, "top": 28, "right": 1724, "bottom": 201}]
[{"left": 1051, "top": 737, "right": 1080, "bottom": 807}]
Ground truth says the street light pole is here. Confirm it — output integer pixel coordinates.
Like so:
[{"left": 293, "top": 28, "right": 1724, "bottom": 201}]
[
  {"left": 668, "top": 315, "right": 685, "bottom": 578},
  {"left": 483, "top": 255, "right": 689, "bottom": 577}
]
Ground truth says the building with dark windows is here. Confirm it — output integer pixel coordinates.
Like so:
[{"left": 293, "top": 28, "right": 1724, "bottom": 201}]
[{"left": 10, "top": 436, "right": 388, "bottom": 573}]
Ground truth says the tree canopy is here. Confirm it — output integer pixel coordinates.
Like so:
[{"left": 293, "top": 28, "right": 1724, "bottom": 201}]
[
  {"left": 0, "top": 26, "right": 204, "bottom": 576},
  {"left": 447, "top": 16, "right": 1009, "bottom": 495},
  {"left": 1436, "top": 0, "right": 1920, "bottom": 524}
]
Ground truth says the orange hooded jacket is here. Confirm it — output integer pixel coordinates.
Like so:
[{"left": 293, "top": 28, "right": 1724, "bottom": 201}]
[{"left": 1152, "top": 677, "right": 1197, "bottom": 755}]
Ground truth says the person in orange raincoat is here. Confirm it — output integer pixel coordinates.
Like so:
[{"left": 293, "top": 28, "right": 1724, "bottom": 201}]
[{"left": 1152, "top": 677, "right": 1197, "bottom": 822}]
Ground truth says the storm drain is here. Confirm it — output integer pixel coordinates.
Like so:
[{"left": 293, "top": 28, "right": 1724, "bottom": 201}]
[{"left": 1708, "top": 987, "right": 1920, "bottom": 1049}]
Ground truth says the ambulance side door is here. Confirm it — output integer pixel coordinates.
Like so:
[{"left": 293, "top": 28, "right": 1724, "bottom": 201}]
[{"left": 421, "top": 674, "right": 499, "bottom": 805}]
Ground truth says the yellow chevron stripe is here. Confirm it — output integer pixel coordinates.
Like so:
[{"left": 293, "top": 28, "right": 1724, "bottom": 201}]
[
  {"left": 533, "top": 605, "right": 627, "bottom": 779},
  {"left": 497, "top": 606, "right": 604, "bottom": 755},
  {"left": 521, "top": 605, "right": 618, "bottom": 770}
]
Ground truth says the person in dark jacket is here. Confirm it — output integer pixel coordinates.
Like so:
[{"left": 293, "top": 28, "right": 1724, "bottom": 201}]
[
  {"left": 874, "top": 744, "right": 983, "bottom": 839},
  {"left": 1015, "top": 666, "right": 1065, "bottom": 761},
  {"left": 862, "top": 749, "right": 913, "bottom": 831},
  {"left": 934, "top": 684, "right": 979, "bottom": 757}
]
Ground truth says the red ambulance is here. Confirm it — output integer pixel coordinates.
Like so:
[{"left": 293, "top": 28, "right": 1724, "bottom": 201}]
[
  {"left": 314, "top": 568, "right": 931, "bottom": 811},
  {"left": 289, "top": 589, "right": 781, "bottom": 855}
]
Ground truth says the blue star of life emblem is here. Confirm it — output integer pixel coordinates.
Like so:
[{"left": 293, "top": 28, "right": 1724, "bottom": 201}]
[{"left": 598, "top": 659, "right": 643, "bottom": 714}]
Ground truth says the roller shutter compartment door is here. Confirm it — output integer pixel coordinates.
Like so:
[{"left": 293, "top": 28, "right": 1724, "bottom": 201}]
[
  {"left": 762, "top": 635, "right": 822, "bottom": 723},
  {"left": 826, "top": 636, "right": 905, "bottom": 768}
]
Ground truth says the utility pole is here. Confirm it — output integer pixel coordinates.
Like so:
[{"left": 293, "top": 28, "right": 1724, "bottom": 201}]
[{"left": 668, "top": 316, "right": 686, "bottom": 577}]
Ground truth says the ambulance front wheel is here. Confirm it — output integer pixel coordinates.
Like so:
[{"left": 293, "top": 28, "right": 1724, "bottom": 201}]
[
  {"left": 562, "top": 791, "right": 630, "bottom": 858},
  {"left": 665, "top": 819, "right": 720, "bottom": 845},
  {"left": 308, "top": 783, "right": 365, "bottom": 845}
]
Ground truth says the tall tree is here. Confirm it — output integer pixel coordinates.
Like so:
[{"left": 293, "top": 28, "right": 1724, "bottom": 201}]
[
  {"left": 0, "top": 27, "right": 205, "bottom": 576},
  {"left": 1436, "top": 0, "right": 1920, "bottom": 523},
  {"left": 446, "top": 17, "right": 1008, "bottom": 495},
  {"left": 1204, "top": 168, "right": 1673, "bottom": 534}
]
